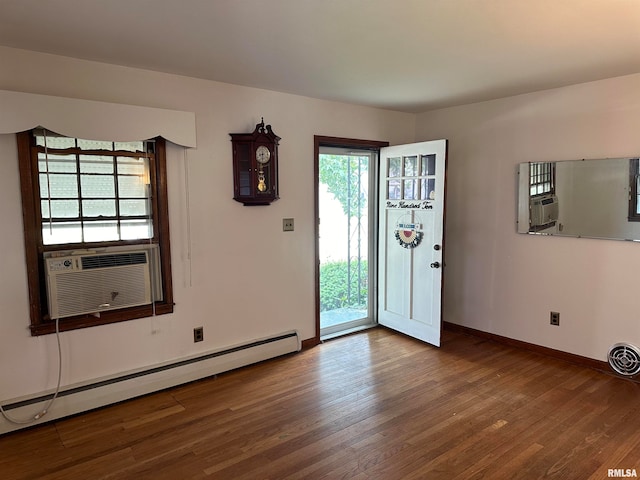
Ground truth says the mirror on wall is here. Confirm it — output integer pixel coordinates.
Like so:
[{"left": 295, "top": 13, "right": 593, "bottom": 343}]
[{"left": 517, "top": 156, "right": 640, "bottom": 241}]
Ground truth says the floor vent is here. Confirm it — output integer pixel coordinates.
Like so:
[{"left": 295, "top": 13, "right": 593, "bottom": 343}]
[{"left": 608, "top": 343, "right": 640, "bottom": 377}]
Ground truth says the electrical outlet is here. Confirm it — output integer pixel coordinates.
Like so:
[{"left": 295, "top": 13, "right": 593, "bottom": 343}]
[
  {"left": 550, "top": 311, "right": 560, "bottom": 326},
  {"left": 283, "top": 218, "right": 294, "bottom": 232},
  {"left": 193, "top": 327, "right": 204, "bottom": 342}
]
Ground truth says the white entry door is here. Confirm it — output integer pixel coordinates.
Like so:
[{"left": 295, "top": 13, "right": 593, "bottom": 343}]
[{"left": 378, "top": 140, "right": 447, "bottom": 346}]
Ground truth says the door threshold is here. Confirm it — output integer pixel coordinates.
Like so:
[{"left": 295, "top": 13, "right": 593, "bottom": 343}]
[{"left": 321, "top": 323, "right": 377, "bottom": 342}]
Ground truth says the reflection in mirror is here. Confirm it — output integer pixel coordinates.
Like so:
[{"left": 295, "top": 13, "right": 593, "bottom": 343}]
[{"left": 517, "top": 157, "right": 640, "bottom": 241}]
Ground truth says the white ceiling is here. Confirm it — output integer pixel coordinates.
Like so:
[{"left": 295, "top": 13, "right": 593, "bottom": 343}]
[{"left": 1, "top": 0, "right": 639, "bottom": 113}]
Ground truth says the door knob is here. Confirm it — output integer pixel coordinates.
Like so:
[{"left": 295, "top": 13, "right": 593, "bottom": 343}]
[{"left": 430, "top": 262, "right": 441, "bottom": 268}]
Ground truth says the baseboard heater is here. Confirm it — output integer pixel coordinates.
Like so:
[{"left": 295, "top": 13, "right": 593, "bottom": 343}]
[{"left": 1, "top": 330, "right": 300, "bottom": 435}]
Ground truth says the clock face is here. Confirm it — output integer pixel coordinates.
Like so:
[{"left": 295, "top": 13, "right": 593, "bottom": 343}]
[{"left": 256, "top": 145, "right": 271, "bottom": 164}]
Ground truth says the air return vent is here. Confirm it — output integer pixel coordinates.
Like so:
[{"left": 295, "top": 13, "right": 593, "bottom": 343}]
[{"left": 607, "top": 343, "right": 640, "bottom": 377}]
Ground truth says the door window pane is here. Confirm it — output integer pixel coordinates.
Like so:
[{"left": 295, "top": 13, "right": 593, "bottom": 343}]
[
  {"left": 404, "top": 156, "right": 418, "bottom": 177},
  {"left": 403, "top": 179, "right": 418, "bottom": 200},
  {"left": 388, "top": 179, "right": 401, "bottom": 199},
  {"left": 421, "top": 178, "right": 436, "bottom": 200},
  {"left": 421, "top": 154, "right": 436, "bottom": 175},
  {"left": 388, "top": 157, "right": 402, "bottom": 177}
]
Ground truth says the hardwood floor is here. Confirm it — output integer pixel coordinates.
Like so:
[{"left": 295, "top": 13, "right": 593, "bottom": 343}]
[{"left": 2, "top": 327, "right": 640, "bottom": 479}]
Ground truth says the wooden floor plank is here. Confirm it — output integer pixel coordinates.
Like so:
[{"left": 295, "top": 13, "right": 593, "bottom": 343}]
[{"left": 2, "top": 327, "right": 640, "bottom": 479}]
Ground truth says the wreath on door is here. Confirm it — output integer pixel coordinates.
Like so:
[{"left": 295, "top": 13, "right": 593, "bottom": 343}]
[{"left": 395, "top": 221, "right": 423, "bottom": 249}]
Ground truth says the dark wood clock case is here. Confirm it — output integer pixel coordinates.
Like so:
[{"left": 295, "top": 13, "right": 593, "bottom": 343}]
[{"left": 230, "top": 118, "right": 280, "bottom": 206}]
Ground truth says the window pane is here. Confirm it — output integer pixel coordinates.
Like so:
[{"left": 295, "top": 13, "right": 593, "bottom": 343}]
[
  {"left": 42, "top": 199, "right": 80, "bottom": 219},
  {"left": 120, "top": 199, "right": 149, "bottom": 216},
  {"left": 388, "top": 157, "right": 402, "bottom": 177},
  {"left": 33, "top": 132, "right": 158, "bottom": 247},
  {"left": 388, "top": 179, "right": 401, "bottom": 199},
  {"left": 404, "top": 156, "right": 418, "bottom": 177},
  {"left": 35, "top": 134, "right": 75, "bottom": 149},
  {"left": 120, "top": 219, "right": 153, "bottom": 240},
  {"left": 38, "top": 154, "right": 77, "bottom": 173},
  {"left": 117, "top": 156, "right": 147, "bottom": 175},
  {"left": 403, "top": 179, "right": 418, "bottom": 200},
  {"left": 79, "top": 155, "right": 114, "bottom": 174},
  {"left": 118, "top": 175, "right": 148, "bottom": 198},
  {"left": 77, "top": 138, "right": 113, "bottom": 151},
  {"left": 83, "top": 220, "right": 119, "bottom": 242},
  {"left": 81, "top": 174, "right": 115, "bottom": 198},
  {"left": 114, "top": 141, "right": 145, "bottom": 152},
  {"left": 82, "top": 199, "right": 116, "bottom": 217},
  {"left": 42, "top": 221, "right": 83, "bottom": 245},
  {"left": 40, "top": 173, "right": 78, "bottom": 198},
  {"left": 421, "top": 178, "right": 436, "bottom": 200},
  {"left": 421, "top": 155, "right": 436, "bottom": 176}
]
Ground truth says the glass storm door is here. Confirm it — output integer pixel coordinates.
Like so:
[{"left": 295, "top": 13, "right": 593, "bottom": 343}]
[
  {"left": 319, "top": 147, "right": 375, "bottom": 337},
  {"left": 378, "top": 140, "right": 447, "bottom": 346}
]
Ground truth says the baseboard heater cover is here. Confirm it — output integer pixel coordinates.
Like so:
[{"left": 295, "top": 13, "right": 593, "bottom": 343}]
[{"left": 1, "top": 330, "right": 300, "bottom": 435}]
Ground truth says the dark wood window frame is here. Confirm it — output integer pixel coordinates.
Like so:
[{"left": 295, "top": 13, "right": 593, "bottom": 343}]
[
  {"left": 628, "top": 158, "right": 640, "bottom": 222},
  {"left": 17, "top": 131, "right": 174, "bottom": 336}
]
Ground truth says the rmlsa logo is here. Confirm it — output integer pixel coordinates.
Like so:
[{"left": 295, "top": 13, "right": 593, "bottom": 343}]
[{"left": 608, "top": 469, "right": 638, "bottom": 478}]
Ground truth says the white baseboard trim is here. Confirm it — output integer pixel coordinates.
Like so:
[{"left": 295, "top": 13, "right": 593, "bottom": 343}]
[{"left": 0, "top": 330, "right": 300, "bottom": 435}]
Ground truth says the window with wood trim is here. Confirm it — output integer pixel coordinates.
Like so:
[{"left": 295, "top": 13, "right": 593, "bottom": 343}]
[
  {"left": 17, "top": 129, "right": 174, "bottom": 336},
  {"left": 529, "top": 162, "right": 555, "bottom": 196}
]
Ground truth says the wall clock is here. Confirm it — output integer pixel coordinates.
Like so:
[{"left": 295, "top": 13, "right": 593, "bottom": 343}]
[{"left": 230, "top": 118, "right": 280, "bottom": 206}]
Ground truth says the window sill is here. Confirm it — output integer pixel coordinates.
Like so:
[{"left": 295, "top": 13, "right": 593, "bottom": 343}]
[{"left": 30, "top": 302, "right": 174, "bottom": 336}]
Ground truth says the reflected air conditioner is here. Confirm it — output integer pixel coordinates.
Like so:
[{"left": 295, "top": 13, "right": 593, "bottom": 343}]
[
  {"left": 45, "top": 250, "right": 152, "bottom": 319},
  {"left": 530, "top": 194, "right": 559, "bottom": 227}
]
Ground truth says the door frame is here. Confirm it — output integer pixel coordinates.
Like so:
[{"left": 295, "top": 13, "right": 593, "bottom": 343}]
[{"left": 310, "top": 136, "right": 389, "bottom": 348}]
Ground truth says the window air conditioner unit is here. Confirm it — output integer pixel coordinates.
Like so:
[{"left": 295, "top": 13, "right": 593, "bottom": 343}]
[
  {"left": 530, "top": 194, "right": 559, "bottom": 227},
  {"left": 45, "top": 250, "right": 152, "bottom": 319}
]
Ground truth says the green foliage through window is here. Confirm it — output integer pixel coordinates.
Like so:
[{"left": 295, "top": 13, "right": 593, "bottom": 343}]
[
  {"left": 318, "top": 154, "right": 368, "bottom": 217},
  {"left": 319, "top": 260, "right": 368, "bottom": 311}
]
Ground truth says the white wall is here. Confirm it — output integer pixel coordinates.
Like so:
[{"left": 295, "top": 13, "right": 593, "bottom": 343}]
[
  {"left": 416, "top": 73, "right": 640, "bottom": 361},
  {"left": 0, "top": 46, "right": 416, "bottom": 401}
]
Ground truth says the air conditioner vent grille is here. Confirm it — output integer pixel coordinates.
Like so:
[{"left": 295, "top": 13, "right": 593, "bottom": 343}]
[
  {"left": 81, "top": 252, "right": 148, "bottom": 270},
  {"left": 608, "top": 343, "right": 640, "bottom": 377},
  {"left": 45, "top": 250, "right": 152, "bottom": 318}
]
